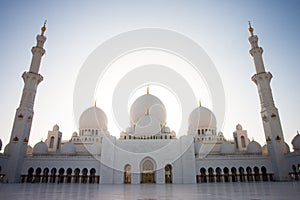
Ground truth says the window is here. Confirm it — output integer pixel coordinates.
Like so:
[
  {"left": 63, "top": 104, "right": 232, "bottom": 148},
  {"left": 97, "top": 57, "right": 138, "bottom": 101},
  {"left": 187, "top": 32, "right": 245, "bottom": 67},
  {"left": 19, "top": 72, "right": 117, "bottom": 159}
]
[
  {"left": 49, "top": 136, "right": 55, "bottom": 148},
  {"left": 241, "top": 136, "right": 246, "bottom": 148}
]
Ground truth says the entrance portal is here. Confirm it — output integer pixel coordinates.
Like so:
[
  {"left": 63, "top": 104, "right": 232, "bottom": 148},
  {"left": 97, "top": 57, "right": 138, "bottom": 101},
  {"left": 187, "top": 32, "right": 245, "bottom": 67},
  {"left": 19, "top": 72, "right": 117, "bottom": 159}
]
[{"left": 140, "top": 158, "right": 156, "bottom": 184}]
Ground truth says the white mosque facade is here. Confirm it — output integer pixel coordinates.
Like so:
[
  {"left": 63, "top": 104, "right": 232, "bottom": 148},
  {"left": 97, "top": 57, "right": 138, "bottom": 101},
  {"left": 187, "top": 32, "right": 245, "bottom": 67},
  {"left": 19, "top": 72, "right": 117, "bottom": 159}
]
[{"left": 0, "top": 23, "right": 299, "bottom": 184}]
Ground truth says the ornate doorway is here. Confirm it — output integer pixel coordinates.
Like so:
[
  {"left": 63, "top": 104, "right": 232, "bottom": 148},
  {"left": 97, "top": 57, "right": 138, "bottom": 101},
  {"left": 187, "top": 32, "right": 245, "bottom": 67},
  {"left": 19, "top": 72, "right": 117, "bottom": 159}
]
[
  {"left": 140, "top": 158, "right": 156, "bottom": 184},
  {"left": 124, "top": 165, "right": 131, "bottom": 184},
  {"left": 165, "top": 165, "right": 172, "bottom": 183}
]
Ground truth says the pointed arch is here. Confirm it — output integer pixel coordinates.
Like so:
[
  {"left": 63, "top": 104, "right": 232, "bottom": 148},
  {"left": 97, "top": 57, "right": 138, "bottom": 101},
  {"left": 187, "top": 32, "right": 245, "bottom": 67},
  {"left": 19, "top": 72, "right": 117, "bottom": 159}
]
[{"left": 140, "top": 157, "right": 156, "bottom": 184}]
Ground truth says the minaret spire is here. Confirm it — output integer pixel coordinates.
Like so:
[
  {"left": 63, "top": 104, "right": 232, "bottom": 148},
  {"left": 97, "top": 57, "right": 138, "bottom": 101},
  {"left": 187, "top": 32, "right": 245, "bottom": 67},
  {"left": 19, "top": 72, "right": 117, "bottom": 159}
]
[
  {"left": 249, "top": 23, "right": 289, "bottom": 181},
  {"left": 248, "top": 21, "right": 254, "bottom": 36},
  {"left": 41, "top": 20, "right": 47, "bottom": 36},
  {"left": 6, "top": 22, "right": 47, "bottom": 183}
]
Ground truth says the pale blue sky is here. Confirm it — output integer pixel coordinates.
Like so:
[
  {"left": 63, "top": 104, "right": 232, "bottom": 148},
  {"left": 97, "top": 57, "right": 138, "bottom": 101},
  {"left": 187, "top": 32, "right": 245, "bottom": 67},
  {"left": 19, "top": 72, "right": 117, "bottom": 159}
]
[{"left": 0, "top": 0, "right": 299, "bottom": 150}]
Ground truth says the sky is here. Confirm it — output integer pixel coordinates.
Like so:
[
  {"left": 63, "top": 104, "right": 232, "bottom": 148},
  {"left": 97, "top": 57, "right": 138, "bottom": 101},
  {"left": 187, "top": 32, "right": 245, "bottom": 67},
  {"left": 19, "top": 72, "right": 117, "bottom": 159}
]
[{"left": 0, "top": 0, "right": 299, "bottom": 151}]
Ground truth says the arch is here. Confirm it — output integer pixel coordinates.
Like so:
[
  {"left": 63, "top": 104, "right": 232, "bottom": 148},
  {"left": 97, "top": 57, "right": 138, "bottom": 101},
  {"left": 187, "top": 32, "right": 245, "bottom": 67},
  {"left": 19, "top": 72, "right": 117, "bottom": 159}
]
[
  {"left": 216, "top": 167, "right": 222, "bottom": 182},
  {"left": 208, "top": 167, "right": 214, "bottom": 182},
  {"left": 253, "top": 166, "right": 260, "bottom": 181},
  {"left": 58, "top": 168, "right": 65, "bottom": 183},
  {"left": 140, "top": 157, "right": 156, "bottom": 184},
  {"left": 231, "top": 167, "right": 237, "bottom": 182},
  {"left": 50, "top": 168, "right": 57, "bottom": 183},
  {"left": 89, "top": 168, "right": 96, "bottom": 184},
  {"left": 42, "top": 168, "right": 49, "bottom": 183},
  {"left": 27, "top": 167, "right": 34, "bottom": 183},
  {"left": 239, "top": 167, "right": 245, "bottom": 182},
  {"left": 200, "top": 168, "right": 207, "bottom": 183},
  {"left": 82, "top": 168, "right": 88, "bottom": 183},
  {"left": 223, "top": 167, "right": 229, "bottom": 182},
  {"left": 241, "top": 136, "right": 246, "bottom": 148},
  {"left": 246, "top": 167, "right": 253, "bottom": 182},
  {"left": 49, "top": 136, "right": 55, "bottom": 148},
  {"left": 261, "top": 166, "right": 268, "bottom": 181},
  {"left": 74, "top": 168, "right": 80, "bottom": 183},
  {"left": 165, "top": 164, "right": 172, "bottom": 184},
  {"left": 66, "top": 168, "right": 72, "bottom": 183},
  {"left": 124, "top": 164, "right": 131, "bottom": 184},
  {"left": 35, "top": 167, "right": 42, "bottom": 183}
]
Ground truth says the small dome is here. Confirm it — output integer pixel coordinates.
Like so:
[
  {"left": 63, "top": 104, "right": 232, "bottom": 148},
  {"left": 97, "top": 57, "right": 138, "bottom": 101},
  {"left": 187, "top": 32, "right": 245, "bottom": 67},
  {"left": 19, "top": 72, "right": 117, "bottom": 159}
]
[
  {"left": 291, "top": 132, "right": 300, "bottom": 151},
  {"left": 247, "top": 140, "right": 262, "bottom": 154},
  {"left": 188, "top": 106, "right": 217, "bottom": 130},
  {"left": 72, "top": 132, "right": 78, "bottom": 137},
  {"left": 0, "top": 139, "right": 2, "bottom": 151},
  {"left": 27, "top": 145, "right": 33, "bottom": 154},
  {"left": 134, "top": 115, "right": 161, "bottom": 137},
  {"left": 130, "top": 94, "right": 166, "bottom": 124},
  {"left": 53, "top": 124, "right": 59, "bottom": 131},
  {"left": 220, "top": 141, "right": 235, "bottom": 154},
  {"left": 262, "top": 144, "right": 268, "bottom": 155},
  {"left": 236, "top": 124, "right": 242, "bottom": 130},
  {"left": 4, "top": 142, "right": 12, "bottom": 156},
  {"left": 79, "top": 106, "right": 108, "bottom": 130},
  {"left": 61, "top": 142, "right": 76, "bottom": 154},
  {"left": 163, "top": 126, "right": 171, "bottom": 133},
  {"left": 33, "top": 141, "right": 48, "bottom": 154}
]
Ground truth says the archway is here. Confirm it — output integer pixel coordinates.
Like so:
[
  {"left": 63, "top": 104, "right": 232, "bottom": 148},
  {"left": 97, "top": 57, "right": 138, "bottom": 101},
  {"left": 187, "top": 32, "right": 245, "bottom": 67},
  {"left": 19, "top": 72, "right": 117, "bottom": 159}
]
[
  {"left": 239, "top": 167, "right": 245, "bottom": 182},
  {"left": 74, "top": 168, "right": 80, "bottom": 183},
  {"left": 231, "top": 167, "right": 237, "bottom": 182},
  {"left": 42, "top": 168, "right": 49, "bottom": 183},
  {"left": 223, "top": 167, "right": 229, "bottom": 182},
  {"left": 27, "top": 167, "right": 34, "bottom": 183},
  {"left": 216, "top": 167, "right": 222, "bottom": 182},
  {"left": 165, "top": 164, "right": 172, "bottom": 184},
  {"left": 208, "top": 167, "right": 214, "bottom": 182},
  {"left": 82, "top": 168, "right": 88, "bottom": 183},
  {"left": 58, "top": 168, "right": 65, "bottom": 183},
  {"left": 50, "top": 168, "right": 57, "bottom": 183},
  {"left": 89, "top": 168, "right": 96, "bottom": 184},
  {"left": 66, "top": 168, "right": 72, "bottom": 183},
  {"left": 261, "top": 166, "right": 268, "bottom": 181},
  {"left": 200, "top": 168, "right": 207, "bottom": 183},
  {"left": 35, "top": 168, "right": 42, "bottom": 183},
  {"left": 124, "top": 165, "right": 131, "bottom": 184},
  {"left": 140, "top": 157, "right": 156, "bottom": 184},
  {"left": 246, "top": 167, "right": 253, "bottom": 182},
  {"left": 254, "top": 166, "right": 260, "bottom": 181}
]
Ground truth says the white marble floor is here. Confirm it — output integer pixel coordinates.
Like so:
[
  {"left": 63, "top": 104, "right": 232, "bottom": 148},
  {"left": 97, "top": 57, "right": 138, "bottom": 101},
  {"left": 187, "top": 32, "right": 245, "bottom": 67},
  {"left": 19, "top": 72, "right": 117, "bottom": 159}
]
[{"left": 0, "top": 182, "right": 299, "bottom": 200}]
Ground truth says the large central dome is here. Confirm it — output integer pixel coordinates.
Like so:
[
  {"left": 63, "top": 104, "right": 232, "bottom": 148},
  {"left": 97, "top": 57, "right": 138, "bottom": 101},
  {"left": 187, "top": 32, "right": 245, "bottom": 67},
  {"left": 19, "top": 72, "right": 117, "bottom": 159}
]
[{"left": 130, "top": 93, "right": 166, "bottom": 125}]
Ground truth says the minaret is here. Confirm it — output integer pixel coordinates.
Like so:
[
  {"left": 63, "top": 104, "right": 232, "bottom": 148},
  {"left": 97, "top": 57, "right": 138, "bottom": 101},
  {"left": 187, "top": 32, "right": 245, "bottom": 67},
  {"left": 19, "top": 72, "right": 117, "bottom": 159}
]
[
  {"left": 249, "top": 22, "right": 289, "bottom": 180},
  {"left": 6, "top": 21, "right": 47, "bottom": 183}
]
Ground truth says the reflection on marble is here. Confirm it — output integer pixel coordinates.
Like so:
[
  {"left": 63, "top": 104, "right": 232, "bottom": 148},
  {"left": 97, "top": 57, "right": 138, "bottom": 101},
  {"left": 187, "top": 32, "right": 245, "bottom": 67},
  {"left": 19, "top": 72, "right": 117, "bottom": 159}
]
[{"left": 0, "top": 182, "right": 299, "bottom": 200}]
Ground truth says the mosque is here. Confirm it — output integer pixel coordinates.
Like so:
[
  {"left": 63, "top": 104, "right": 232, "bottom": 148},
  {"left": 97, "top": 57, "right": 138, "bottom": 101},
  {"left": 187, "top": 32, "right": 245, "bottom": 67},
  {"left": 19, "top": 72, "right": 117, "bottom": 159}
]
[{"left": 0, "top": 22, "right": 299, "bottom": 184}]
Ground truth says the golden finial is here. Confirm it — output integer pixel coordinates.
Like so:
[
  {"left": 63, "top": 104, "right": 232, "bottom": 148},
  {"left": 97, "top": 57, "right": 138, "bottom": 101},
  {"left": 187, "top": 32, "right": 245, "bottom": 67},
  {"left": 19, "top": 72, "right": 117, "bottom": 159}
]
[
  {"left": 94, "top": 100, "right": 97, "bottom": 107},
  {"left": 41, "top": 20, "right": 47, "bottom": 36},
  {"left": 146, "top": 85, "right": 149, "bottom": 95},
  {"left": 297, "top": 130, "right": 299, "bottom": 135},
  {"left": 198, "top": 100, "right": 201, "bottom": 107},
  {"left": 248, "top": 21, "right": 254, "bottom": 36}
]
